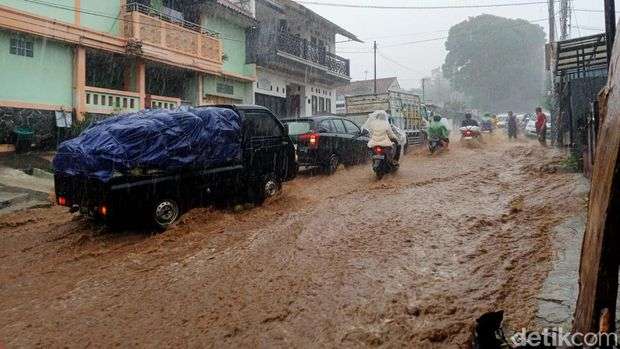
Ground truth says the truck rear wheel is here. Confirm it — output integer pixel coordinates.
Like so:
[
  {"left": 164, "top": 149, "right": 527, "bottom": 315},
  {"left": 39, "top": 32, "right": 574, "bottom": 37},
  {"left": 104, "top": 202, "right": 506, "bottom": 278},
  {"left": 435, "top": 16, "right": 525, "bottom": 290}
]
[
  {"left": 251, "top": 175, "right": 281, "bottom": 205},
  {"left": 152, "top": 198, "right": 180, "bottom": 230}
]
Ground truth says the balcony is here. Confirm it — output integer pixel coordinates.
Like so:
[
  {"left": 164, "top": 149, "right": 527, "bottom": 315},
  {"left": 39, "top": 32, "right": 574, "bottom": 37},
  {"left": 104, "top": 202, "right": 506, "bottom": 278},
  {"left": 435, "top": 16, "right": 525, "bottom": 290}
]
[
  {"left": 85, "top": 87, "right": 141, "bottom": 115},
  {"left": 275, "top": 31, "right": 350, "bottom": 78},
  {"left": 147, "top": 95, "right": 182, "bottom": 110},
  {"left": 124, "top": 2, "right": 222, "bottom": 71}
]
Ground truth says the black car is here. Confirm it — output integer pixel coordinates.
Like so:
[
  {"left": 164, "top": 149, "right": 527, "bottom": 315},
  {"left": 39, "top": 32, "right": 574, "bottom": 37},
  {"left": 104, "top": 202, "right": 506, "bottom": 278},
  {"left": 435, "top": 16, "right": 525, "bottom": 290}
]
[
  {"left": 55, "top": 105, "right": 298, "bottom": 229},
  {"left": 282, "top": 116, "right": 370, "bottom": 174}
]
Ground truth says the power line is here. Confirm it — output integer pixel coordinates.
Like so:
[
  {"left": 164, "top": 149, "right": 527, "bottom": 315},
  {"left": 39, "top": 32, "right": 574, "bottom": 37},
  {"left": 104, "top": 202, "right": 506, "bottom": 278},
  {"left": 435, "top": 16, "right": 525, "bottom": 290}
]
[
  {"left": 337, "top": 29, "right": 450, "bottom": 44},
  {"left": 297, "top": 1, "right": 553, "bottom": 10}
]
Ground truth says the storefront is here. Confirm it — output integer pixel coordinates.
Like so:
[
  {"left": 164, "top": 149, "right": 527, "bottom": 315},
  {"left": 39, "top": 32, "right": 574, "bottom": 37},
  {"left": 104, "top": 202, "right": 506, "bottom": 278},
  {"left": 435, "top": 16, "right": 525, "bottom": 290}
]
[{"left": 254, "top": 71, "right": 287, "bottom": 118}]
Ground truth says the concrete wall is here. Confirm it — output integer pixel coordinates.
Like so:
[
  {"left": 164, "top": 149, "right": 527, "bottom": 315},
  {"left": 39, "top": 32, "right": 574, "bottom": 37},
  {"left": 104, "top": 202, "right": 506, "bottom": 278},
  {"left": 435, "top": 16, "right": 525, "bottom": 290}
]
[
  {"left": 0, "top": 30, "right": 73, "bottom": 107},
  {"left": 80, "top": 0, "right": 122, "bottom": 35},
  {"left": 203, "top": 76, "right": 253, "bottom": 103}
]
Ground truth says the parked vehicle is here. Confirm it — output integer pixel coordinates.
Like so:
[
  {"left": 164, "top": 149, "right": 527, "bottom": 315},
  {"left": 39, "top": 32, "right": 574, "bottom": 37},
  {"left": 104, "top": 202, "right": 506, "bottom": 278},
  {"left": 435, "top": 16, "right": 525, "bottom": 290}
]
[
  {"left": 371, "top": 145, "right": 399, "bottom": 179},
  {"left": 496, "top": 114, "right": 508, "bottom": 128},
  {"left": 282, "top": 116, "right": 370, "bottom": 174},
  {"left": 525, "top": 119, "right": 551, "bottom": 138},
  {"left": 54, "top": 106, "right": 298, "bottom": 229}
]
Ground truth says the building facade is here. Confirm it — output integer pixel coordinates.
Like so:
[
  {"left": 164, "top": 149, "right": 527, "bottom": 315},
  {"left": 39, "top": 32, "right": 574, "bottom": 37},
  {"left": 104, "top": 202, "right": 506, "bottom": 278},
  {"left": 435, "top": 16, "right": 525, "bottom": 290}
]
[
  {"left": 0, "top": 0, "right": 256, "bottom": 142},
  {"left": 249, "top": 0, "right": 360, "bottom": 118}
]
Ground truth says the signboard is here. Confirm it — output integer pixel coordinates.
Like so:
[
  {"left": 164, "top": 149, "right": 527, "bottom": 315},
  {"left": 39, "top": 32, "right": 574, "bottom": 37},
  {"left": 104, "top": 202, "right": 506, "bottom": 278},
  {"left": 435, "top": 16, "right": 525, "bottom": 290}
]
[
  {"left": 55, "top": 110, "right": 72, "bottom": 128},
  {"left": 345, "top": 93, "right": 390, "bottom": 115}
]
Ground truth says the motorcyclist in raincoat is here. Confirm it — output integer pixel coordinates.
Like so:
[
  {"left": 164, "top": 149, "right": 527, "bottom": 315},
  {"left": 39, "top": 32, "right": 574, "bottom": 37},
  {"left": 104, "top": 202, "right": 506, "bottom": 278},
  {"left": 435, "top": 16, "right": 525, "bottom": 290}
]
[
  {"left": 362, "top": 110, "right": 402, "bottom": 164},
  {"left": 427, "top": 115, "right": 450, "bottom": 148}
]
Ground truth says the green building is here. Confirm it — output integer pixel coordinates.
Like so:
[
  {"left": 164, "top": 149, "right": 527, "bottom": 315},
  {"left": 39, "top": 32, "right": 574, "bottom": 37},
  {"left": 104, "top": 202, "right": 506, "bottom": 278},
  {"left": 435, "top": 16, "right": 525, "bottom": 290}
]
[{"left": 0, "top": 0, "right": 256, "bottom": 144}]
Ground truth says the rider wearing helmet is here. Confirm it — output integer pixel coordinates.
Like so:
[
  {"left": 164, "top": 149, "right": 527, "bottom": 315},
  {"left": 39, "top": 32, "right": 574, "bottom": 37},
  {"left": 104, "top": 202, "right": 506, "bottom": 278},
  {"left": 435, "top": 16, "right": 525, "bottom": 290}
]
[
  {"left": 461, "top": 113, "right": 479, "bottom": 127},
  {"left": 427, "top": 114, "right": 450, "bottom": 148}
]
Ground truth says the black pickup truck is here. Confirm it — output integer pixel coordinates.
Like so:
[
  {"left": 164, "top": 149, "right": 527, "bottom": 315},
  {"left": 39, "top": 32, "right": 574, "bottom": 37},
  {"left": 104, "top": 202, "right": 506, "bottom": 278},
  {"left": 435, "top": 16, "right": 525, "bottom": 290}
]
[{"left": 54, "top": 105, "right": 297, "bottom": 229}]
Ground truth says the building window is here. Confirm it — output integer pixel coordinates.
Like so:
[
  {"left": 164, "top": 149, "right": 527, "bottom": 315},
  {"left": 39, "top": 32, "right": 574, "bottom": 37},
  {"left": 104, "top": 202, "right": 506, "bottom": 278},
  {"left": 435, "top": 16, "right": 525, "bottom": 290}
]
[
  {"left": 319, "top": 97, "right": 325, "bottom": 112},
  {"left": 311, "top": 96, "right": 318, "bottom": 115},
  {"left": 217, "top": 83, "right": 234, "bottom": 95},
  {"left": 10, "top": 37, "right": 34, "bottom": 57},
  {"left": 326, "top": 98, "right": 331, "bottom": 112}
]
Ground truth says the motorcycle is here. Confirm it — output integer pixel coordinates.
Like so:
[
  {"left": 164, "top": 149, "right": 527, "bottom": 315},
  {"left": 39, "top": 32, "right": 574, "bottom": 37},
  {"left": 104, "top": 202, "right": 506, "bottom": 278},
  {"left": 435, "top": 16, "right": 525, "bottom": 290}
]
[
  {"left": 480, "top": 120, "right": 494, "bottom": 133},
  {"left": 428, "top": 137, "right": 444, "bottom": 154},
  {"left": 371, "top": 145, "right": 399, "bottom": 179},
  {"left": 460, "top": 126, "right": 482, "bottom": 147}
]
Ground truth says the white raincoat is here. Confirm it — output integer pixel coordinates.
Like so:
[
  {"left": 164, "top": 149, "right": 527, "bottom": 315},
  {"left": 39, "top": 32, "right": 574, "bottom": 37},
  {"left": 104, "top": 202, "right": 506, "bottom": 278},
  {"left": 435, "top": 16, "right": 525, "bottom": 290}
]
[{"left": 362, "top": 111, "right": 406, "bottom": 148}]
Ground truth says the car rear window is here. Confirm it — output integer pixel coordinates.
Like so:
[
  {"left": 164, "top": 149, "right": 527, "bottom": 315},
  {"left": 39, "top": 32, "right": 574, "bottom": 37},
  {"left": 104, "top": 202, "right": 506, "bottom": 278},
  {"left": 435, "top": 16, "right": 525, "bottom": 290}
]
[{"left": 286, "top": 121, "right": 312, "bottom": 135}]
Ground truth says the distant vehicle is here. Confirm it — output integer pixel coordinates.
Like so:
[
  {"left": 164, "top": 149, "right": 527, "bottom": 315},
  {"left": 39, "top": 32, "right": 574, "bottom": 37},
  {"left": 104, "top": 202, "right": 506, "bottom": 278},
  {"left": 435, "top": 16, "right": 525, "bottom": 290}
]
[
  {"left": 496, "top": 114, "right": 508, "bottom": 128},
  {"left": 282, "top": 116, "right": 370, "bottom": 174},
  {"left": 480, "top": 119, "right": 494, "bottom": 133},
  {"left": 459, "top": 126, "right": 481, "bottom": 142},
  {"left": 525, "top": 119, "right": 551, "bottom": 138},
  {"left": 54, "top": 105, "right": 298, "bottom": 229}
]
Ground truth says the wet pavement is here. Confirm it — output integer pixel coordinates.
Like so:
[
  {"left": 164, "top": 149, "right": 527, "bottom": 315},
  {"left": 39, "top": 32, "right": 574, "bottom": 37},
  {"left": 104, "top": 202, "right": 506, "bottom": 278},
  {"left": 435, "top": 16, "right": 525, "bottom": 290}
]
[{"left": 0, "top": 136, "right": 589, "bottom": 348}]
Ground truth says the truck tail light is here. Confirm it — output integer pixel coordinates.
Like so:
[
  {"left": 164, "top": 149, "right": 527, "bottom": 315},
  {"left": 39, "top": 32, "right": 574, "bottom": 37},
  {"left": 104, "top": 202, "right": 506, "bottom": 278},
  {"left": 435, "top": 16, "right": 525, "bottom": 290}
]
[
  {"left": 57, "top": 196, "right": 67, "bottom": 206},
  {"left": 98, "top": 205, "right": 108, "bottom": 217}
]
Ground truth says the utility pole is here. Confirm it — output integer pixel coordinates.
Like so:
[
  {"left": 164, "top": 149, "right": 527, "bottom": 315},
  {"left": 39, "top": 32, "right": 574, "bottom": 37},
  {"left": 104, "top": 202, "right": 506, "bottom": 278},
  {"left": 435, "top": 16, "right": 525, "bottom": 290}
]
[
  {"left": 421, "top": 78, "right": 426, "bottom": 102},
  {"left": 559, "top": 0, "right": 570, "bottom": 40},
  {"left": 605, "top": 0, "right": 616, "bottom": 66},
  {"left": 548, "top": 0, "right": 556, "bottom": 44},
  {"left": 548, "top": 0, "right": 557, "bottom": 145},
  {"left": 373, "top": 41, "right": 377, "bottom": 95}
]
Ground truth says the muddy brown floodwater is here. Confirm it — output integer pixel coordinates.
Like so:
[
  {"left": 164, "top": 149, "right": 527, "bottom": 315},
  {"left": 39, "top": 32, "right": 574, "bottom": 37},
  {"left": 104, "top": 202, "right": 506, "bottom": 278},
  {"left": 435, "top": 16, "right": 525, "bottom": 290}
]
[{"left": 0, "top": 136, "right": 587, "bottom": 348}]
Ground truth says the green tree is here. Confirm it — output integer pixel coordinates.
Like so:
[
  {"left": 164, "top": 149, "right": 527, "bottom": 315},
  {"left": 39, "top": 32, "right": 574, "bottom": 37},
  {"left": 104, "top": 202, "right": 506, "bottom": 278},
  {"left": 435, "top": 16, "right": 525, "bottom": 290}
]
[{"left": 442, "top": 15, "right": 546, "bottom": 112}]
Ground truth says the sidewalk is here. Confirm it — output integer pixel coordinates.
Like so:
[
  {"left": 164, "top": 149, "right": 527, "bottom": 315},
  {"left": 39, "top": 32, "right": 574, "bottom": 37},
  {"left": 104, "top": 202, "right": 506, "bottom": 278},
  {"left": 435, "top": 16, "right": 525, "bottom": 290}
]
[{"left": 0, "top": 166, "right": 54, "bottom": 215}]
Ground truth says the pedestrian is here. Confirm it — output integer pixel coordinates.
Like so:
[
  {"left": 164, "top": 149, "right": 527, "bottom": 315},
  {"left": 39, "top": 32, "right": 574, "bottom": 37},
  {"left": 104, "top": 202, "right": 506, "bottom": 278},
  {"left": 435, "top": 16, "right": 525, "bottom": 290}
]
[
  {"left": 534, "top": 107, "right": 548, "bottom": 146},
  {"left": 507, "top": 111, "right": 518, "bottom": 140}
]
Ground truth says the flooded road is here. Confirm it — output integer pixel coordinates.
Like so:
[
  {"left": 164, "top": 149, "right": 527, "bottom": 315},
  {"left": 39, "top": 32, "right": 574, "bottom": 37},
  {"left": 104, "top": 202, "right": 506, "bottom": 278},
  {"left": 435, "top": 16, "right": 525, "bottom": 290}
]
[{"left": 0, "top": 136, "right": 587, "bottom": 348}]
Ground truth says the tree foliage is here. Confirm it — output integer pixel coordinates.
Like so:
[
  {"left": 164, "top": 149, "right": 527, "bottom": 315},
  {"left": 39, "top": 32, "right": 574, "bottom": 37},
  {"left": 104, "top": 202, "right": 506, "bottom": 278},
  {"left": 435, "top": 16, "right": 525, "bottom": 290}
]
[{"left": 442, "top": 15, "right": 546, "bottom": 112}]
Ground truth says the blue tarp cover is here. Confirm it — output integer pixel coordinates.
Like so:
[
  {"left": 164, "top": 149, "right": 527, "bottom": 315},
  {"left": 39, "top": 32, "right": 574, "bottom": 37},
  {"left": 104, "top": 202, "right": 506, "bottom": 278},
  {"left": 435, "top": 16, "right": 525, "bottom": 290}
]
[{"left": 53, "top": 107, "right": 242, "bottom": 182}]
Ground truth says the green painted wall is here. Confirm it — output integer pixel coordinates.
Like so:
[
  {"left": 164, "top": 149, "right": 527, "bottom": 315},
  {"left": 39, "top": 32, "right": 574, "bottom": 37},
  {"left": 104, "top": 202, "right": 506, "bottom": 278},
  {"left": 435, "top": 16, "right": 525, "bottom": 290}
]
[
  {"left": 0, "top": 30, "right": 73, "bottom": 106},
  {"left": 80, "top": 0, "right": 122, "bottom": 35},
  {"left": 202, "top": 15, "right": 254, "bottom": 78},
  {"left": 1, "top": 0, "right": 75, "bottom": 24},
  {"left": 1, "top": 0, "right": 122, "bottom": 35},
  {"left": 203, "top": 76, "right": 251, "bottom": 103}
]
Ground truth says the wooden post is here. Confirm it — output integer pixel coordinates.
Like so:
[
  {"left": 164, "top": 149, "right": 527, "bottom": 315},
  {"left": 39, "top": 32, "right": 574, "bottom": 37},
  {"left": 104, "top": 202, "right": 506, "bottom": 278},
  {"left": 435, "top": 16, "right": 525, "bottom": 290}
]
[
  {"left": 74, "top": 46, "right": 86, "bottom": 121},
  {"left": 136, "top": 59, "right": 146, "bottom": 109},
  {"left": 197, "top": 74, "right": 204, "bottom": 106},
  {"left": 573, "top": 29, "right": 620, "bottom": 332}
]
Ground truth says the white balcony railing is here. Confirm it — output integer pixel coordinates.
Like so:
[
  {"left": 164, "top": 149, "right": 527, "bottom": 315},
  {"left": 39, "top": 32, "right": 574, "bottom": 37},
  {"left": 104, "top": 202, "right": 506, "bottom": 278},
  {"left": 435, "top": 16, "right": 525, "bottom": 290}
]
[
  {"left": 148, "top": 95, "right": 181, "bottom": 110},
  {"left": 85, "top": 87, "right": 141, "bottom": 114}
]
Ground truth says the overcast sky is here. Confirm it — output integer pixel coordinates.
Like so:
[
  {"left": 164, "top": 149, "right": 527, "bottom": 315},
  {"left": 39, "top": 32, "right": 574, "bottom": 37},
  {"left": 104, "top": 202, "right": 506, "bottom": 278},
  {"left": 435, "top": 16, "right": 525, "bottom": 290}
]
[{"left": 298, "top": 0, "right": 608, "bottom": 89}]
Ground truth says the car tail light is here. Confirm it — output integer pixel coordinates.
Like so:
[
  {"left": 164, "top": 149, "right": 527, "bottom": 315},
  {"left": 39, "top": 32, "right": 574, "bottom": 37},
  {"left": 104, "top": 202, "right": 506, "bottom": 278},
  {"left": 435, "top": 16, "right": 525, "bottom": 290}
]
[
  {"left": 57, "top": 196, "right": 67, "bottom": 206},
  {"left": 98, "top": 205, "right": 108, "bottom": 217},
  {"left": 465, "top": 131, "right": 472, "bottom": 136},
  {"left": 373, "top": 146, "right": 384, "bottom": 154},
  {"left": 300, "top": 133, "right": 320, "bottom": 150}
]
